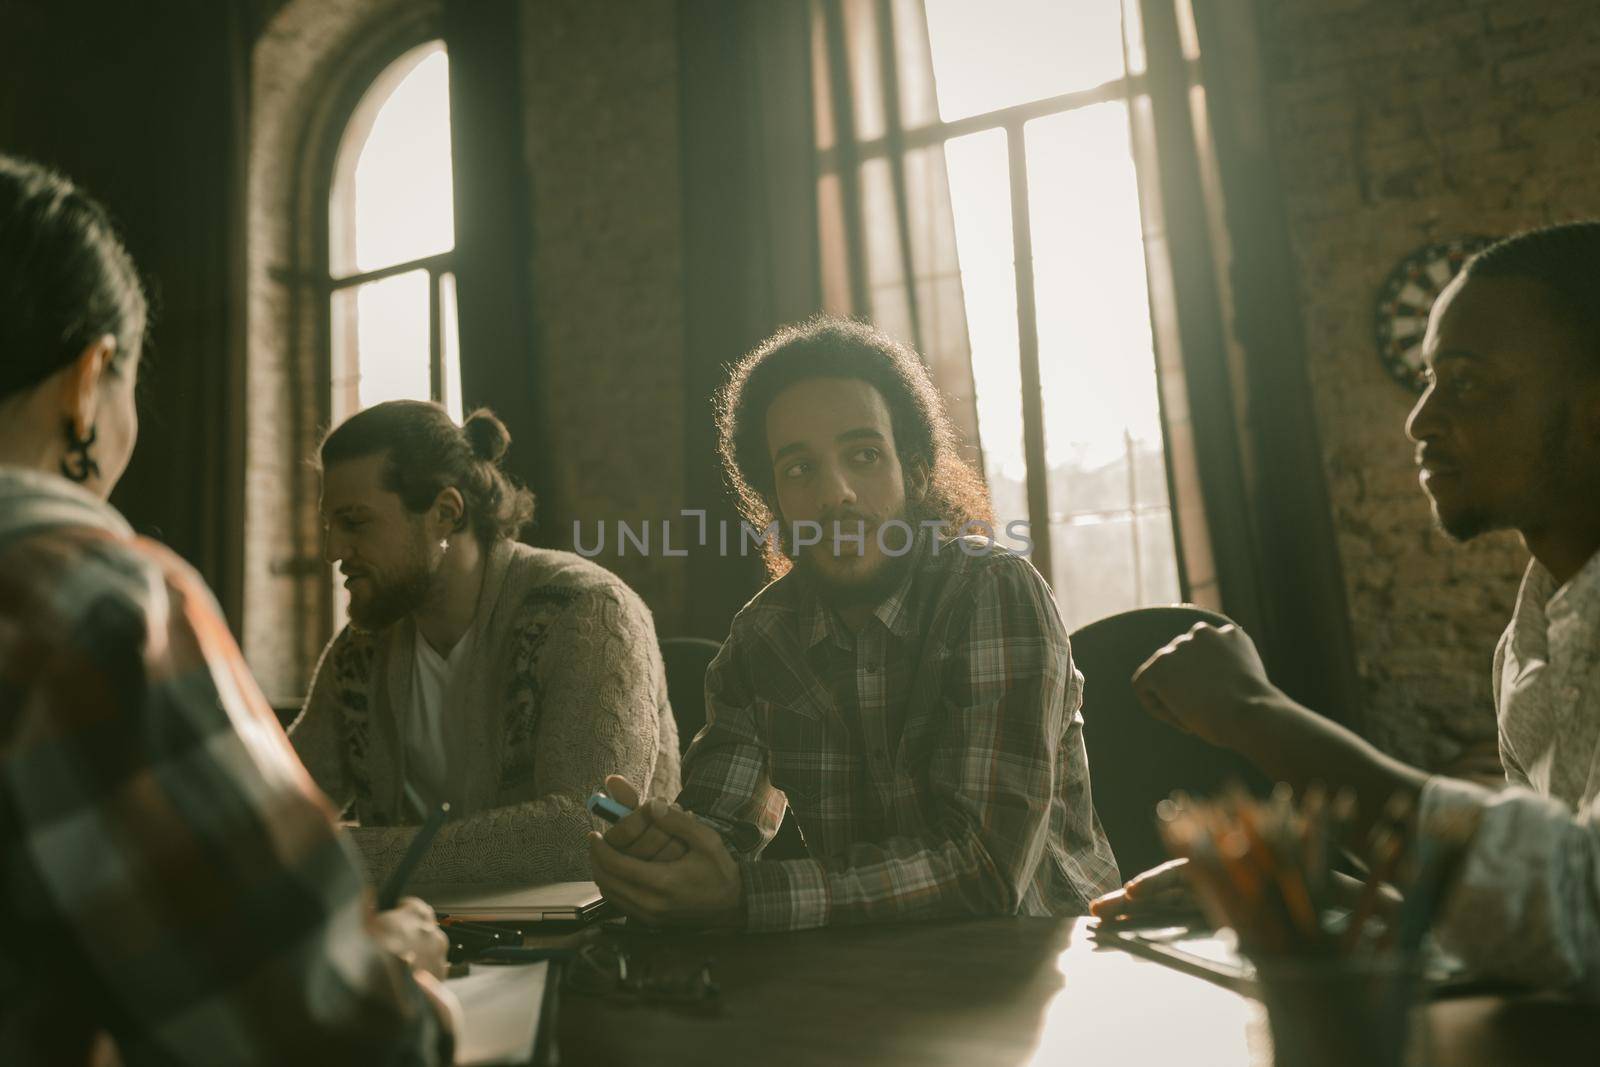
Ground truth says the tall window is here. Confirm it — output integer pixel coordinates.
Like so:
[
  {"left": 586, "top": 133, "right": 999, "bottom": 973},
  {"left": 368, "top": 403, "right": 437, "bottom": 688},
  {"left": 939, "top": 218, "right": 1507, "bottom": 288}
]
[
  {"left": 924, "top": 0, "right": 1180, "bottom": 631},
  {"left": 325, "top": 39, "right": 461, "bottom": 626},
  {"left": 328, "top": 40, "right": 463, "bottom": 428}
]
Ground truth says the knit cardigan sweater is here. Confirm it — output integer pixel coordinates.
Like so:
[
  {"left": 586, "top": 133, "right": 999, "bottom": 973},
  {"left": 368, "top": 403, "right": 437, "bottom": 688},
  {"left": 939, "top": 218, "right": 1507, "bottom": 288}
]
[{"left": 290, "top": 539, "right": 680, "bottom": 887}]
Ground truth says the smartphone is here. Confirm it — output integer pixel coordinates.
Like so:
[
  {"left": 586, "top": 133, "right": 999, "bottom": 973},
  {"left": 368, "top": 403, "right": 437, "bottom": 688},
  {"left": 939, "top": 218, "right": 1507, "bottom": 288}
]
[{"left": 586, "top": 789, "right": 634, "bottom": 824}]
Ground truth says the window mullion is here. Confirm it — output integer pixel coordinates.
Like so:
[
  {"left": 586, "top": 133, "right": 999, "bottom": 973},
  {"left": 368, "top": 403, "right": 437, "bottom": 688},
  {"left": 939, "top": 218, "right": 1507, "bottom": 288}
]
[
  {"left": 1127, "top": 429, "right": 1143, "bottom": 603},
  {"left": 815, "top": 75, "right": 1140, "bottom": 172},
  {"left": 428, "top": 265, "right": 443, "bottom": 405},
  {"left": 326, "top": 250, "right": 454, "bottom": 291},
  {"left": 1006, "top": 122, "right": 1052, "bottom": 586}
]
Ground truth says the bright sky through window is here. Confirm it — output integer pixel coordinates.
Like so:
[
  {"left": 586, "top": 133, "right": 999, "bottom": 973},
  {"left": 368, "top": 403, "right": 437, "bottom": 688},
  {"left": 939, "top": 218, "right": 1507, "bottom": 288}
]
[
  {"left": 942, "top": 128, "right": 1027, "bottom": 528},
  {"left": 924, "top": 0, "right": 1127, "bottom": 120},
  {"left": 348, "top": 46, "right": 454, "bottom": 274},
  {"left": 325, "top": 42, "right": 460, "bottom": 631},
  {"left": 925, "top": 0, "right": 1180, "bottom": 628},
  {"left": 1027, "top": 101, "right": 1162, "bottom": 471},
  {"left": 328, "top": 42, "right": 460, "bottom": 425}
]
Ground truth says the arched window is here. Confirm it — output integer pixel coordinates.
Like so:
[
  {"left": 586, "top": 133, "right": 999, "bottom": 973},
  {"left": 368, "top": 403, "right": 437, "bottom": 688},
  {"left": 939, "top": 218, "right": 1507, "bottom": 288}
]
[
  {"left": 327, "top": 40, "right": 463, "bottom": 426},
  {"left": 318, "top": 38, "right": 462, "bottom": 632}
]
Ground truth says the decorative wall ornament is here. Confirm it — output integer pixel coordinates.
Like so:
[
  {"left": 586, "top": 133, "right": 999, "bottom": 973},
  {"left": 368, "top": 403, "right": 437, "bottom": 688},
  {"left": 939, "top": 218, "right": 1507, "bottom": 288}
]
[{"left": 1373, "top": 236, "right": 1495, "bottom": 392}]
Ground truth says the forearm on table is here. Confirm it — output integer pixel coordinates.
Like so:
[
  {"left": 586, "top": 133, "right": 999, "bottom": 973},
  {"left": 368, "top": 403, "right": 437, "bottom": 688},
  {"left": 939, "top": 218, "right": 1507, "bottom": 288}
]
[
  {"left": 676, "top": 733, "right": 788, "bottom": 856},
  {"left": 348, "top": 794, "right": 595, "bottom": 886},
  {"left": 737, "top": 830, "right": 1020, "bottom": 931}
]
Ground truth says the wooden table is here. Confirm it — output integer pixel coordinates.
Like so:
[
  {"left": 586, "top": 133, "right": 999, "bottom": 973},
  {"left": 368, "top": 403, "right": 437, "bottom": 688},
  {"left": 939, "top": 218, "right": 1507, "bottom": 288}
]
[{"left": 550, "top": 917, "right": 1597, "bottom": 1066}]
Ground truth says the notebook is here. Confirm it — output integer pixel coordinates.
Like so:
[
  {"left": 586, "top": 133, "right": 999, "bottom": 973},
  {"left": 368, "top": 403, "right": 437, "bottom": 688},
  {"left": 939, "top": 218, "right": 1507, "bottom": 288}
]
[
  {"left": 448, "top": 960, "right": 553, "bottom": 1066},
  {"left": 423, "top": 881, "right": 606, "bottom": 922}
]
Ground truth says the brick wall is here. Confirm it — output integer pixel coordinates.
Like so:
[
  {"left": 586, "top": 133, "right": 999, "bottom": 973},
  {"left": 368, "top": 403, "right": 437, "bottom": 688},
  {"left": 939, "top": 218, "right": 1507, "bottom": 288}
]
[
  {"left": 1254, "top": 0, "right": 1600, "bottom": 766},
  {"left": 248, "top": 0, "right": 433, "bottom": 704},
  {"left": 246, "top": 0, "right": 686, "bottom": 702},
  {"left": 519, "top": 0, "right": 688, "bottom": 635}
]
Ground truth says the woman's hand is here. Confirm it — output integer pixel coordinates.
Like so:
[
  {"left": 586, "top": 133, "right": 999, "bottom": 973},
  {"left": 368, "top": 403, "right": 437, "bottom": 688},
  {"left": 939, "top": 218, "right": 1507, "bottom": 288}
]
[{"left": 371, "top": 896, "right": 450, "bottom": 980}]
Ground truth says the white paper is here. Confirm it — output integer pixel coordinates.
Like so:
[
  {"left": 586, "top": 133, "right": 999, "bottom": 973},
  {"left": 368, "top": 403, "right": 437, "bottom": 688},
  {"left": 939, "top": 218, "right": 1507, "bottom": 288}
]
[{"left": 448, "top": 960, "right": 549, "bottom": 1066}]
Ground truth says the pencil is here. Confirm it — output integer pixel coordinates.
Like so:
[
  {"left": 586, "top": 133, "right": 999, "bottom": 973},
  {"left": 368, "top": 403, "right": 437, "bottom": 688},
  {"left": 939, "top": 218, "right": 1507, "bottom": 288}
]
[
  {"left": 378, "top": 801, "right": 451, "bottom": 910},
  {"left": 1342, "top": 822, "right": 1405, "bottom": 952}
]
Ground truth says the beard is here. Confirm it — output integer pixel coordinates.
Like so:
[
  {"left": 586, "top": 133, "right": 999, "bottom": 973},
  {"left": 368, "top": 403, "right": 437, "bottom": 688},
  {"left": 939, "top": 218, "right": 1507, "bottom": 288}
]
[
  {"left": 791, "top": 500, "right": 923, "bottom": 609},
  {"left": 347, "top": 532, "right": 438, "bottom": 631}
]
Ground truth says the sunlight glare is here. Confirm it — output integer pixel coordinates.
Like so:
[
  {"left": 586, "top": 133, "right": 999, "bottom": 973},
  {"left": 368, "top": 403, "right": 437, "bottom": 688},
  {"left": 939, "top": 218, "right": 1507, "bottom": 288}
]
[
  {"left": 343, "top": 46, "right": 454, "bottom": 275},
  {"left": 1028, "top": 101, "right": 1164, "bottom": 469},
  {"left": 943, "top": 128, "right": 1028, "bottom": 530},
  {"left": 329, "top": 270, "right": 431, "bottom": 426},
  {"left": 1023, "top": 943, "right": 1260, "bottom": 1066},
  {"left": 440, "top": 271, "right": 464, "bottom": 424},
  {"left": 924, "top": 0, "right": 1127, "bottom": 121},
  {"left": 926, "top": 2, "right": 1181, "bottom": 624},
  {"left": 325, "top": 42, "right": 460, "bottom": 637}
]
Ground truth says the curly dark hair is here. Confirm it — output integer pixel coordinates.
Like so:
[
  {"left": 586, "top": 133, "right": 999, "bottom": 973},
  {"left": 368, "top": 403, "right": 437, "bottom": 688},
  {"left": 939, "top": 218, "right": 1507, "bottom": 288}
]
[
  {"left": 716, "top": 316, "right": 992, "bottom": 576},
  {"left": 318, "top": 401, "right": 535, "bottom": 545}
]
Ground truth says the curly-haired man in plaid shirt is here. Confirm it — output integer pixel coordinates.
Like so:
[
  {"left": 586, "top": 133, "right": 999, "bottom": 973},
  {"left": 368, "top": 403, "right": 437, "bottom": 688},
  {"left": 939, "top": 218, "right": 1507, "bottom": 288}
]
[{"left": 590, "top": 318, "right": 1120, "bottom": 932}]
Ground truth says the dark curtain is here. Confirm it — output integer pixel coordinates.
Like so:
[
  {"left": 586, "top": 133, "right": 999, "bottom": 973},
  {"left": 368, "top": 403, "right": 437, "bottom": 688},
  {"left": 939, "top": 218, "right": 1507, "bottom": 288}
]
[
  {"left": 813, "top": 0, "right": 984, "bottom": 471},
  {"left": 442, "top": 0, "right": 552, "bottom": 544},
  {"left": 1131, "top": 0, "right": 1361, "bottom": 725},
  {"left": 678, "top": 0, "right": 821, "bottom": 639},
  {"left": 677, "top": 0, "right": 988, "bottom": 639},
  {"left": 0, "top": 0, "right": 251, "bottom": 629}
]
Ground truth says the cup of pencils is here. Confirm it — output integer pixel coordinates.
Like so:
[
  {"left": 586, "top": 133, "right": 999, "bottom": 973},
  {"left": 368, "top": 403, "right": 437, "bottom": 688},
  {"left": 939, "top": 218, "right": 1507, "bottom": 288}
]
[{"left": 1157, "top": 785, "right": 1437, "bottom": 1067}]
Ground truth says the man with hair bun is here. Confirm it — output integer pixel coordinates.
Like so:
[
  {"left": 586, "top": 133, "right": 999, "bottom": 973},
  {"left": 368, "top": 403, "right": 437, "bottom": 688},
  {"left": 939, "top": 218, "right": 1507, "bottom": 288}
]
[{"left": 291, "top": 400, "right": 680, "bottom": 887}]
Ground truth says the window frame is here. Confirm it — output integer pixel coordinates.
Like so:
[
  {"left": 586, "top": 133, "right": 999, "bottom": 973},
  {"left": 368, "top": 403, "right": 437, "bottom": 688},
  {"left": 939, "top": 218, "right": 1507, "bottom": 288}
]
[
  {"left": 323, "top": 38, "right": 459, "bottom": 427},
  {"left": 303, "top": 15, "right": 452, "bottom": 642},
  {"left": 815, "top": 45, "right": 1182, "bottom": 610}
]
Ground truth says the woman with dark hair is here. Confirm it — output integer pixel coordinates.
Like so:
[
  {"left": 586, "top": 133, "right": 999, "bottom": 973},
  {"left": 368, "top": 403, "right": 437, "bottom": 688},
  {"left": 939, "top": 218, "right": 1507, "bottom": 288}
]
[{"left": 0, "top": 154, "right": 456, "bottom": 1063}]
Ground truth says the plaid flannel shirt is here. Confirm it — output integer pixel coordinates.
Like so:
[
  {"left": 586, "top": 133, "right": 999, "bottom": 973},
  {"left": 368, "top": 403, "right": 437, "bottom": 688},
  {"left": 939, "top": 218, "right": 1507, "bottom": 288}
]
[
  {"left": 679, "top": 535, "right": 1120, "bottom": 932},
  {"left": 0, "top": 471, "right": 447, "bottom": 1066}
]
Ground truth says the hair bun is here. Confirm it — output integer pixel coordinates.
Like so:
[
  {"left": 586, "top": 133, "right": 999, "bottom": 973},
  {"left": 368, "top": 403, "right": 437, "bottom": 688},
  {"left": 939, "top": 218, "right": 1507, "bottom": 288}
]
[{"left": 463, "top": 408, "right": 511, "bottom": 462}]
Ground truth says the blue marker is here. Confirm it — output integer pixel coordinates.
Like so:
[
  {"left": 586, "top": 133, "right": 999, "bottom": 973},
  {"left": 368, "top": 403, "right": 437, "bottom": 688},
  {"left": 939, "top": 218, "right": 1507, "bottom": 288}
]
[{"left": 585, "top": 789, "right": 633, "bottom": 824}]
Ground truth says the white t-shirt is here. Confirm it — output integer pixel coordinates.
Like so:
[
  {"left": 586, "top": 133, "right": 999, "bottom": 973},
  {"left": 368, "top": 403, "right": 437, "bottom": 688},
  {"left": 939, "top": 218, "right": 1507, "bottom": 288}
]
[{"left": 403, "top": 628, "right": 473, "bottom": 818}]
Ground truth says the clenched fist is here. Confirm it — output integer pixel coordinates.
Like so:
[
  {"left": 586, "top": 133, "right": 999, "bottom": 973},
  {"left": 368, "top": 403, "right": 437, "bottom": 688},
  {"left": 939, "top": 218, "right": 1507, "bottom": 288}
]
[{"left": 1131, "top": 622, "right": 1283, "bottom": 751}]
